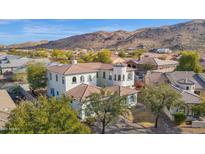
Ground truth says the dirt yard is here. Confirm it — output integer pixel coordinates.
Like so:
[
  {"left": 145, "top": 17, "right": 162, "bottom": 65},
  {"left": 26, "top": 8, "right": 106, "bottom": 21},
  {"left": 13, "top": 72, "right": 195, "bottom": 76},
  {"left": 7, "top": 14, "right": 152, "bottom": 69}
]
[{"left": 131, "top": 104, "right": 205, "bottom": 134}]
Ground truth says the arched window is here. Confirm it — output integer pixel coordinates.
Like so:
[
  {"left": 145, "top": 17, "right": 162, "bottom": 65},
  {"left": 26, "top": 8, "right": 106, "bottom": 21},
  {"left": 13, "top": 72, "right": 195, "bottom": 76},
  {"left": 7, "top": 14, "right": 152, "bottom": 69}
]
[
  {"left": 56, "top": 74, "right": 58, "bottom": 82},
  {"left": 118, "top": 75, "right": 121, "bottom": 81},
  {"left": 128, "top": 72, "right": 132, "bottom": 80},
  {"left": 130, "top": 95, "right": 135, "bottom": 102},
  {"left": 49, "top": 72, "right": 52, "bottom": 80},
  {"left": 88, "top": 75, "right": 92, "bottom": 81},
  {"left": 72, "top": 76, "right": 77, "bottom": 83},
  {"left": 123, "top": 75, "right": 125, "bottom": 81},
  {"left": 114, "top": 74, "right": 117, "bottom": 81},
  {"left": 128, "top": 64, "right": 131, "bottom": 67},
  {"left": 103, "top": 72, "right": 106, "bottom": 79},
  {"left": 80, "top": 76, "right": 84, "bottom": 82},
  {"left": 62, "top": 77, "right": 65, "bottom": 84},
  {"left": 109, "top": 74, "right": 112, "bottom": 80}
]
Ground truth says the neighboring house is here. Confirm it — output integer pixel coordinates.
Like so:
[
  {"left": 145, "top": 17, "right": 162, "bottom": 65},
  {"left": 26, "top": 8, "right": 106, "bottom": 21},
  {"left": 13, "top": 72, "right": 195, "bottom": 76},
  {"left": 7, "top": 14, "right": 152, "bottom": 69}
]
[
  {"left": 145, "top": 71, "right": 205, "bottom": 96},
  {"left": 0, "top": 55, "right": 51, "bottom": 75},
  {"left": 0, "top": 57, "right": 31, "bottom": 74},
  {"left": 144, "top": 71, "right": 169, "bottom": 85},
  {"left": 65, "top": 83, "right": 138, "bottom": 120},
  {"left": 126, "top": 57, "right": 178, "bottom": 81},
  {"left": 47, "top": 60, "right": 135, "bottom": 97},
  {"left": 164, "top": 85, "right": 201, "bottom": 121},
  {"left": 144, "top": 71, "right": 205, "bottom": 120},
  {"left": 165, "top": 71, "right": 205, "bottom": 96},
  {"left": 127, "top": 57, "right": 178, "bottom": 72},
  {"left": 110, "top": 55, "right": 125, "bottom": 64},
  {"left": 140, "top": 52, "right": 175, "bottom": 60},
  {"left": 150, "top": 48, "right": 172, "bottom": 54},
  {"left": 0, "top": 54, "right": 21, "bottom": 64},
  {"left": 156, "top": 48, "right": 172, "bottom": 54},
  {"left": 0, "top": 90, "right": 16, "bottom": 128}
]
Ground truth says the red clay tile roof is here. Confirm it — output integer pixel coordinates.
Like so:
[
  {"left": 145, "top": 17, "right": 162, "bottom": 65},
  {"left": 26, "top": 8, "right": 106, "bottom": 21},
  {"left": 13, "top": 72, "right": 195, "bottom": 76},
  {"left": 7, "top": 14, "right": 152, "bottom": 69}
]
[
  {"left": 105, "top": 86, "right": 138, "bottom": 96},
  {"left": 65, "top": 84, "right": 101, "bottom": 102},
  {"left": 65, "top": 84, "right": 138, "bottom": 102},
  {"left": 47, "top": 62, "right": 134, "bottom": 75}
]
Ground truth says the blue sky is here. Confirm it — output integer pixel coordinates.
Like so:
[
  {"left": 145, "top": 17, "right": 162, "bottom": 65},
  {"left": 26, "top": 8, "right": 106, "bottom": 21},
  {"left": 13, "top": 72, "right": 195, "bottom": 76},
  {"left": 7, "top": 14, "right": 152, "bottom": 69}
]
[{"left": 0, "top": 19, "right": 191, "bottom": 45}]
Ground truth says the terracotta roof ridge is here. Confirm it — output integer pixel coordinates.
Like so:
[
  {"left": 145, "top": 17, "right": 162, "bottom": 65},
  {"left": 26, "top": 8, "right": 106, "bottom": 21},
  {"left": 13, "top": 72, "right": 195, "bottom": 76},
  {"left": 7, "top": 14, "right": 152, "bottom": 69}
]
[
  {"left": 80, "top": 84, "right": 102, "bottom": 101},
  {"left": 63, "top": 64, "right": 72, "bottom": 74},
  {"left": 79, "top": 84, "right": 89, "bottom": 102},
  {"left": 88, "top": 84, "right": 102, "bottom": 89}
]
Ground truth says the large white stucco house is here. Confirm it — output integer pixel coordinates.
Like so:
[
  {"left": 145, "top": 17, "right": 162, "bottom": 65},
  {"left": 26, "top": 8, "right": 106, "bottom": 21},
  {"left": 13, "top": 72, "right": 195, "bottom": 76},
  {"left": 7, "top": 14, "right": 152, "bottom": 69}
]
[{"left": 47, "top": 60, "right": 138, "bottom": 120}]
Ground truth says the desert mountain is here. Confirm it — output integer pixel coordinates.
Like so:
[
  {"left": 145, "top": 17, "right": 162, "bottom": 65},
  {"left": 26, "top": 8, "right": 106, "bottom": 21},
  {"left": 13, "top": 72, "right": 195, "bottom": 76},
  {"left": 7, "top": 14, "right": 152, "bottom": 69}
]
[
  {"left": 4, "top": 20, "right": 205, "bottom": 51},
  {"left": 36, "top": 20, "right": 205, "bottom": 51},
  {"left": 6, "top": 40, "right": 49, "bottom": 49}
]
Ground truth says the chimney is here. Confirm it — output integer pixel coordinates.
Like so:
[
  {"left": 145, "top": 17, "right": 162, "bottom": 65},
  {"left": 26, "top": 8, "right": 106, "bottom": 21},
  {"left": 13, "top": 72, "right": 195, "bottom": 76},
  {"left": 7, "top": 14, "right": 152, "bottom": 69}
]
[{"left": 71, "top": 56, "right": 77, "bottom": 65}]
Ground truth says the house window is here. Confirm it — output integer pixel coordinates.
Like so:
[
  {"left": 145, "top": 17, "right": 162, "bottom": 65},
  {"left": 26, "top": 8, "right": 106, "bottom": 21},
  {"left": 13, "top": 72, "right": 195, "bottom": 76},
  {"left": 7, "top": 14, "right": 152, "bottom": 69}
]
[
  {"left": 128, "top": 72, "right": 132, "bottom": 80},
  {"left": 56, "top": 74, "right": 58, "bottom": 82},
  {"left": 88, "top": 75, "right": 92, "bottom": 81},
  {"left": 118, "top": 75, "right": 121, "bottom": 81},
  {"left": 195, "top": 91, "right": 200, "bottom": 95},
  {"left": 109, "top": 74, "right": 112, "bottom": 80},
  {"left": 123, "top": 75, "right": 125, "bottom": 81},
  {"left": 80, "top": 76, "right": 84, "bottom": 82},
  {"left": 130, "top": 95, "right": 135, "bottom": 102},
  {"left": 114, "top": 74, "right": 116, "bottom": 81},
  {"left": 96, "top": 72, "right": 98, "bottom": 78},
  {"left": 62, "top": 77, "right": 65, "bottom": 84},
  {"left": 50, "top": 88, "right": 55, "bottom": 96},
  {"left": 103, "top": 72, "right": 106, "bottom": 79},
  {"left": 56, "top": 91, "right": 59, "bottom": 96},
  {"left": 49, "top": 72, "right": 52, "bottom": 80},
  {"left": 72, "top": 76, "right": 77, "bottom": 83},
  {"left": 186, "top": 86, "right": 189, "bottom": 90},
  {"left": 128, "top": 64, "right": 131, "bottom": 67}
]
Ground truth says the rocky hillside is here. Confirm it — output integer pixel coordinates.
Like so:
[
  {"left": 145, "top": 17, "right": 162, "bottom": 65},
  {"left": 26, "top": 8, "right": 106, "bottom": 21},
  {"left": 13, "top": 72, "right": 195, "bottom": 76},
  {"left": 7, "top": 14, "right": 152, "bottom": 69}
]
[
  {"left": 35, "top": 20, "right": 205, "bottom": 51},
  {"left": 6, "top": 40, "right": 49, "bottom": 49},
  {"left": 37, "top": 30, "right": 131, "bottom": 50},
  {"left": 113, "top": 19, "right": 205, "bottom": 50}
]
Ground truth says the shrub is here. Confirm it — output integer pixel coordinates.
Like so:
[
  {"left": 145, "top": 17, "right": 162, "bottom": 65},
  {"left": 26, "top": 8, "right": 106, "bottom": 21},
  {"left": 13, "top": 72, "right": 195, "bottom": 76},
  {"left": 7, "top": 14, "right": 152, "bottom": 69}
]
[
  {"left": 174, "top": 112, "right": 186, "bottom": 125},
  {"left": 118, "top": 51, "right": 126, "bottom": 58},
  {"left": 12, "top": 73, "right": 27, "bottom": 83}
]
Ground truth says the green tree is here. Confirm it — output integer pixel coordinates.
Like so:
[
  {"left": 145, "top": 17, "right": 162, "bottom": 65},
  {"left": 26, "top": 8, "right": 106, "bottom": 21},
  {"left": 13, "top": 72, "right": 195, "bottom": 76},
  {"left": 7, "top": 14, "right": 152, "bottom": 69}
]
[
  {"left": 65, "top": 51, "right": 74, "bottom": 60},
  {"left": 81, "top": 51, "right": 95, "bottom": 62},
  {"left": 4, "top": 96, "right": 90, "bottom": 134},
  {"left": 96, "top": 49, "right": 112, "bottom": 63},
  {"left": 118, "top": 51, "right": 126, "bottom": 58},
  {"left": 36, "top": 50, "right": 49, "bottom": 57},
  {"left": 12, "top": 72, "right": 27, "bottom": 83},
  {"left": 51, "top": 49, "right": 66, "bottom": 59},
  {"left": 9, "top": 49, "right": 17, "bottom": 54},
  {"left": 141, "top": 63, "right": 155, "bottom": 71},
  {"left": 191, "top": 98, "right": 205, "bottom": 117},
  {"left": 139, "top": 84, "right": 183, "bottom": 128},
  {"left": 177, "top": 51, "right": 202, "bottom": 73},
  {"left": 131, "top": 49, "right": 145, "bottom": 58},
  {"left": 85, "top": 89, "right": 128, "bottom": 134},
  {"left": 27, "top": 62, "right": 47, "bottom": 94}
]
